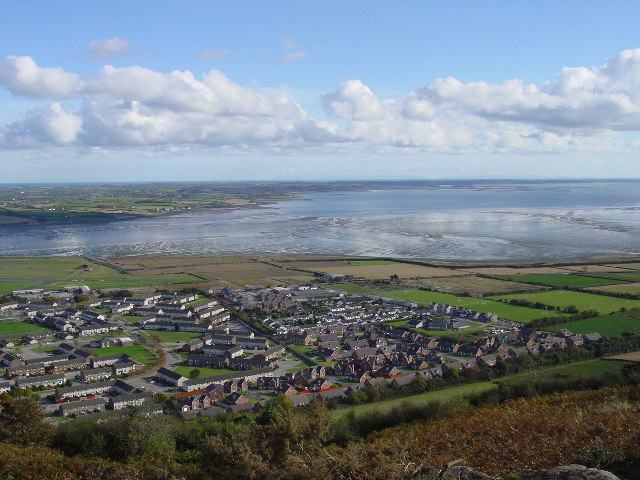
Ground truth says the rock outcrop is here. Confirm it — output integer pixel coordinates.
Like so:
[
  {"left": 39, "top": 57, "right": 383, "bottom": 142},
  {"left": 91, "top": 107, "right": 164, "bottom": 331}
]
[{"left": 445, "top": 464, "right": 619, "bottom": 480}]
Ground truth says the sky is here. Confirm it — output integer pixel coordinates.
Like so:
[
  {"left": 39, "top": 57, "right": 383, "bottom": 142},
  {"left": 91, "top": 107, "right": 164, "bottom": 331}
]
[{"left": 1, "top": 1, "right": 640, "bottom": 182}]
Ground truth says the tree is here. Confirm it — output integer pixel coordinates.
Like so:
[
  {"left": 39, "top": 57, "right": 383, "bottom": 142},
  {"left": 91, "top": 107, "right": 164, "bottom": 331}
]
[
  {"left": 189, "top": 368, "right": 201, "bottom": 379},
  {"left": 0, "top": 393, "right": 54, "bottom": 446}
]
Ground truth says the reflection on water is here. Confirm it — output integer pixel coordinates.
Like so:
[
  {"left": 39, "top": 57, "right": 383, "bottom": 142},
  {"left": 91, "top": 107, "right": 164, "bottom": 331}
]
[{"left": 1, "top": 182, "right": 639, "bottom": 261}]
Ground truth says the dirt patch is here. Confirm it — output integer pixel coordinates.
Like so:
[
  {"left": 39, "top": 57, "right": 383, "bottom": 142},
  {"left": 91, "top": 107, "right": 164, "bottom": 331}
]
[{"left": 605, "top": 351, "right": 640, "bottom": 362}]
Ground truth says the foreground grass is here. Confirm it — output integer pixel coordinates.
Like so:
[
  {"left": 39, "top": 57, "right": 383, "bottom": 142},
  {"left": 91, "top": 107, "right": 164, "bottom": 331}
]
[
  {"left": 333, "top": 359, "right": 625, "bottom": 420},
  {"left": 385, "top": 289, "right": 555, "bottom": 322}
]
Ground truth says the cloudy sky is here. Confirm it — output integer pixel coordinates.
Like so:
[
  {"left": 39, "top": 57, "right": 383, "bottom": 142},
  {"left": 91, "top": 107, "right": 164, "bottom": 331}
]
[{"left": 1, "top": 1, "right": 640, "bottom": 182}]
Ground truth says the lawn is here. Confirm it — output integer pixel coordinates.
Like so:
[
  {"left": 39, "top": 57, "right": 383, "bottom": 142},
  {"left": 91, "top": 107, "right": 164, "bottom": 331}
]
[
  {"left": 385, "top": 290, "right": 555, "bottom": 322},
  {"left": 0, "top": 281, "right": 40, "bottom": 293},
  {"left": 0, "top": 321, "right": 49, "bottom": 336},
  {"left": 541, "top": 315, "right": 640, "bottom": 337},
  {"left": 145, "top": 331, "right": 203, "bottom": 343},
  {"left": 172, "top": 366, "right": 235, "bottom": 378},
  {"left": 495, "top": 274, "right": 623, "bottom": 288},
  {"left": 489, "top": 290, "right": 640, "bottom": 314},
  {"left": 330, "top": 283, "right": 379, "bottom": 294},
  {"left": 89, "top": 344, "right": 157, "bottom": 365}
]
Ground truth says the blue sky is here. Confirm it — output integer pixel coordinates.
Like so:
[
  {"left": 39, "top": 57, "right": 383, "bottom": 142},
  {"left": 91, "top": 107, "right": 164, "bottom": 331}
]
[{"left": 1, "top": 1, "right": 640, "bottom": 182}]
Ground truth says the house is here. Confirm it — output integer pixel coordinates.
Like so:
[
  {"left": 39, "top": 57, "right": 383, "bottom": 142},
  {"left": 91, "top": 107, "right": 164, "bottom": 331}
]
[
  {"left": 6, "top": 362, "right": 46, "bottom": 378},
  {"left": 583, "top": 332, "right": 602, "bottom": 343},
  {"left": 16, "top": 373, "right": 66, "bottom": 389},
  {"left": 290, "top": 333, "right": 312, "bottom": 345},
  {"left": 456, "top": 345, "right": 484, "bottom": 357},
  {"left": 275, "top": 384, "right": 297, "bottom": 396},
  {"left": 349, "top": 370, "right": 371, "bottom": 383},
  {"left": 333, "top": 362, "right": 356, "bottom": 376},
  {"left": 205, "top": 384, "right": 225, "bottom": 402},
  {"left": 254, "top": 345, "right": 285, "bottom": 362},
  {"left": 307, "top": 378, "right": 332, "bottom": 391},
  {"left": 112, "top": 361, "right": 137, "bottom": 376},
  {"left": 223, "top": 378, "right": 249, "bottom": 394},
  {"left": 427, "top": 318, "right": 449, "bottom": 331},
  {"left": 437, "top": 341, "right": 460, "bottom": 353},
  {"left": 224, "top": 392, "right": 249, "bottom": 405},
  {"left": 58, "top": 398, "right": 106, "bottom": 417},
  {"left": 181, "top": 367, "right": 274, "bottom": 392},
  {"left": 377, "top": 365, "right": 400, "bottom": 377},
  {"left": 224, "top": 346, "right": 244, "bottom": 359},
  {"left": 156, "top": 367, "right": 188, "bottom": 387},
  {"left": 80, "top": 367, "right": 113, "bottom": 382},
  {"left": 90, "top": 354, "right": 132, "bottom": 369},
  {"left": 108, "top": 391, "right": 153, "bottom": 410},
  {"left": 256, "top": 376, "right": 280, "bottom": 390}
]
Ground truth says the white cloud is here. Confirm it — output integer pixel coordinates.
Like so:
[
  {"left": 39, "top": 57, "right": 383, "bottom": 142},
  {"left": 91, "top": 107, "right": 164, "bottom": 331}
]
[
  {"left": 86, "top": 37, "right": 133, "bottom": 60},
  {"left": 2, "top": 103, "right": 82, "bottom": 147},
  {"left": 1, "top": 49, "right": 640, "bottom": 155},
  {"left": 0, "top": 56, "right": 81, "bottom": 98},
  {"left": 278, "top": 51, "right": 308, "bottom": 63},
  {"left": 199, "top": 49, "right": 230, "bottom": 61}
]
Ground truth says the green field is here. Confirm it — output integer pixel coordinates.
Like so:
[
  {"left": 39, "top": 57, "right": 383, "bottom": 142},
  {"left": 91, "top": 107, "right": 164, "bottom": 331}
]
[
  {"left": 332, "top": 359, "right": 623, "bottom": 419},
  {"left": 46, "top": 273, "right": 201, "bottom": 289},
  {"left": 588, "top": 283, "right": 640, "bottom": 296},
  {"left": 583, "top": 272, "right": 640, "bottom": 282},
  {"left": 0, "top": 281, "right": 40, "bottom": 293},
  {"left": 332, "top": 380, "right": 497, "bottom": 419},
  {"left": 489, "top": 290, "right": 640, "bottom": 314},
  {"left": 0, "top": 321, "right": 49, "bottom": 336},
  {"left": 496, "top": 274, "right": 623, "bottom": 288},
  {"left": 173, "top": 366, "right": 235, "bottom": 378},
  {"left": 541, "top": 315, "right": 640, "bottom": 337},
  {"left": 0, "top": 257, "right": 123, "bottom": 279},
  {"left": 145, "top": 331, "right": 203, "bottom": 343},
  {"left": 385, "top": 290, "right": 556, "bottom": 322},
  {"left": 89, "top": 344, "right": 157, "bottom": 365}
]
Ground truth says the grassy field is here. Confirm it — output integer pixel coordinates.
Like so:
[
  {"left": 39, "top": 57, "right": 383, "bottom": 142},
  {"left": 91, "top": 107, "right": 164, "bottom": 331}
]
[
  {"left": 332, "top": 380, "right": 497, "bottom": 419},
  {"left": 489, "top": 290, "right": 640, "bottom": 313},
  {"left": 0, "top": 281, "right": 40, "bottom": 293},
  {"left": 89, "top": 344, "right": 157, "bottom": 365},
  {"left": 332, "top": 359, "right": 623, "bottom": 419},
  {"left": 410, "top": 275, "right": 547, "bottom": 296},
  {"left": 456, "top": 266, "right": 569, "bottom": 275},
  {"left": 172, "top": 366, "right": 235, "bottom": 378},
  {"left": 586, "top": 282, "right": 640, "bottom": 296},
  {"left": 385, "top": 290, "right": 555, "bottom": 322},
  {"left": 0, "top": 257, "right": 123, "bottom": 279},
  {"left": 541, "top": 315, "right": 640, "bottom": 337},
  {"left": 495, "top": 274, "right": 623, "bottom": 288},
  {"left": 146, "top": 331, "right": 204, "bottom": 343},
  {"left": 582, "top": 272, "right": 640, "bottom": 283},
  {"left": 0, "top": 321, "right": 49, "bottom": 336}
]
